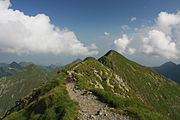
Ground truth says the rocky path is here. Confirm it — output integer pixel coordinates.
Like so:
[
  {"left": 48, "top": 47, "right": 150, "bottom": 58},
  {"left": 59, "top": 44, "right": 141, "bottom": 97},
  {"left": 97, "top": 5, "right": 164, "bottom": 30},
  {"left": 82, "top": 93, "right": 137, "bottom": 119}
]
[{"left": 66, "top": 83, "right": 129, "bottom": 120}]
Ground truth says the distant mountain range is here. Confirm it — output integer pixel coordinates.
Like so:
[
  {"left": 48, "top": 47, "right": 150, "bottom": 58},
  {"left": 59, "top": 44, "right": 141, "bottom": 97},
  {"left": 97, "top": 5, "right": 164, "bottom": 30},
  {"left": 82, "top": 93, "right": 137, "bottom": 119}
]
[
  {"left": 0, "top": 64, "right": 50, "bottom": 117},
  {"left": 0, "top": 62, "right": 23, "bottom": 77},
  {"left": 152, "top": 61, "right": 180, "bottom": 84},
  {"left": 0, "top": 62, "right": 60, "bottom": 78},
  {"left": 3, "top": 50, "right": 180, "bottom": 120},
  {"left": 0, "top": 62, "right": 63, "bottom": 117}
]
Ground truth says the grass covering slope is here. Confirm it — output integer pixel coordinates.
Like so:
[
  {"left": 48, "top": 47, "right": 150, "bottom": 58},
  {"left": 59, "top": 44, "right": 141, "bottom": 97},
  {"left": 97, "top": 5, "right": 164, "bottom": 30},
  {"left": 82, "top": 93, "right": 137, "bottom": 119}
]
[
  {"left": 0, "top": 65, "right": 49, "bottom": 117},
  {"left": 3, "top": 72, "right": 78, "bottom": 120},
  {"left": 3, "top": 50, "right": 180, "bottom": 120},
  {"left": 98, "top": 50, "right": 180, "bottom": 120},
  {"left": 66, "top": 57, "right": 168, "bottom": 120}
]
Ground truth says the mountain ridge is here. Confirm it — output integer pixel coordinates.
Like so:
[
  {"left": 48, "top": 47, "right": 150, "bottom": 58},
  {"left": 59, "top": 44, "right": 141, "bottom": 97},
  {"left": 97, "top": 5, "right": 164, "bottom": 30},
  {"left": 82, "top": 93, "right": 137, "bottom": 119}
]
[
  {"left": 0, "top": 62, "right": 23, "bottom": 77},
  {"left": 2, "top": 50, "right": 180, "bottom": 120},
  {"left": 0, "top": 61, "right": 60, "bottom": 78},
  {"left": 152, "top": 61, "right": 180, "bottom": 84}
]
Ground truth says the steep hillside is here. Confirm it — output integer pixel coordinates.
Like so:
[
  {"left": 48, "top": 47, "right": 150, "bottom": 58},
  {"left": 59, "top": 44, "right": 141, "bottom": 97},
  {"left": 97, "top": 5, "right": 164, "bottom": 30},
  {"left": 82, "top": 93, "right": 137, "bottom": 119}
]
[
  {"left": 3, "top": 73, "right": 78, "bottom": 120},
  {"left": 0, "top": 64, "right": 49, "bottom": 117},
  {"left": 152, "top": 62, "right": 180, "bottom": 84},
  {"left": 3, "top": 50, "right": 180, "bottom": 120},
  {"left": 65, "top": 57, "right": 165, "bottom": 119},
  {"left": 99, "top": 50, "right": 180, "bottom": 120}
]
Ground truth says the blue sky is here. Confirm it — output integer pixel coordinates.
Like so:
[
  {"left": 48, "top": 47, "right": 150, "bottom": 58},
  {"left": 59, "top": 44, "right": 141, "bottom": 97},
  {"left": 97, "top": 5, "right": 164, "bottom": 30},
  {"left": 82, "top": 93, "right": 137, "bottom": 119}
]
[
  {"left": 10, "top": 0, "right": 179, "bottom": 36},
  {"left": 0, "top": 0, "right": 180, "bottom": 66}
]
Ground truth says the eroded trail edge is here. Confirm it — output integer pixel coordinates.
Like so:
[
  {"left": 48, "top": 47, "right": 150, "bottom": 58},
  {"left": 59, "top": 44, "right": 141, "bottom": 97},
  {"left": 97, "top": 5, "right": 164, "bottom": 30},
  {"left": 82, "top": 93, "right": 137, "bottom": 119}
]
[{"left": 66, "top": 82, "right": 129, "bottom": 120}]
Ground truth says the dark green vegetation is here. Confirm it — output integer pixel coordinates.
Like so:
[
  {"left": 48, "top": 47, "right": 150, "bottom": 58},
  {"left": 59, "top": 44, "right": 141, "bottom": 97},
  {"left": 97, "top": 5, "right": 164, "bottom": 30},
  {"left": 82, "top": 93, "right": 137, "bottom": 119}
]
[
  {"left": 3, "top": 50, "right": 180, "bottom": 120},
  {"left": 152, "top": 61, "right": 180, "bottom": 84},
  {"left": 66, "top": 55, "right": 169, "bottom": 119},
  {"left": 0, "top": 64, "right": 52, "bottom": 117},
  {"left": 98, "top": 50, "right": 180, "bottom": 120},
  {"left": 91, "top": 88, "right": 166, "bottom": 120},
  {"left": 3, "top": 73, "right": 78, "bottom": 120}
]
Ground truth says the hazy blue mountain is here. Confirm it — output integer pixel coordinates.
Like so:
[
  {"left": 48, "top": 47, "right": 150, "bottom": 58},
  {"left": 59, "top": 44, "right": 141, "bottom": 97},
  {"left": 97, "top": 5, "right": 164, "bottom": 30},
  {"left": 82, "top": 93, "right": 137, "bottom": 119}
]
[
  {"left": 152, "top": 61, "right": 180, "bottom": 84},
  {"left": 9, "top": 62, "right": 23, "bottom": 70},
  {"left": 0, "top": 62, "right": 23, "bottom": 77}
]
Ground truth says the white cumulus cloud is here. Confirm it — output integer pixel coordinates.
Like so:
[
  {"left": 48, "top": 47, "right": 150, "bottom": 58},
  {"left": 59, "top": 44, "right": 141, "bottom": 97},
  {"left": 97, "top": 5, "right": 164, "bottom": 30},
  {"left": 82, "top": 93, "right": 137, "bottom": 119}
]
[
  {"left": 114, "top": 34, "right": 129, "bottom": 53},
  {"left": 140, "top": 11, "right": 180, "bottom": 59},
  {"left": 114, "top": 34, "right": 136, "bottom": 55},
  {"left": 125, "top": 11, "right": 180, "bottom": 59},
  {"left": 142, "top": 30, "right": 177, "bottom": 59},
  {"left": 156, "top": 11, "right": 180, "bottom": 35},
  {"left": 114, "top": 34, "right": 136, "bottom": 54},
  {"left": 121, "top": 25, "right": 130, "bottom": 30},
  {"left": 130, "top": 17, "right": 136, "bottom": 22},
  {"left": 104, "top": 32, "right": 110, "bottom": 36},
  {"left": 0, "top": 0, "right": 98, "bottom": 56},
  {"left": 128, "top": 48, "right": 136, "bottom": 55}
]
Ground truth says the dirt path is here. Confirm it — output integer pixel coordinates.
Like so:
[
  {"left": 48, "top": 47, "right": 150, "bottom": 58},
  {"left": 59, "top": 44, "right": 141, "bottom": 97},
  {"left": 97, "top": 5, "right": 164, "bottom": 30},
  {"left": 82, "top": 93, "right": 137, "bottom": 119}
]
[{"left": 66, "top": 83, "right": 129, "bottom": 120}]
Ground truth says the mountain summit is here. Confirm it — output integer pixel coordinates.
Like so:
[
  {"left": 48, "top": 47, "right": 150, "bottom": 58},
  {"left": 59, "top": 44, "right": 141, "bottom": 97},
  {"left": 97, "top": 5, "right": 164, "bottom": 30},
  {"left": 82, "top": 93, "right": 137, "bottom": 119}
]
[
  {"left": 3, "top": 50, "right": 180, "bottom": 120},
  {"left": 9, "top": 62, "right": 23, "bottom": 70},
  {"left": 0, "top": 62, "right": 23, "bottom": 77},
  {"left": 160, "top": 61, "right": 177, "bottom": 68},
  {"left": 152, "top": 62, "right": 180, "bottom": 84}
]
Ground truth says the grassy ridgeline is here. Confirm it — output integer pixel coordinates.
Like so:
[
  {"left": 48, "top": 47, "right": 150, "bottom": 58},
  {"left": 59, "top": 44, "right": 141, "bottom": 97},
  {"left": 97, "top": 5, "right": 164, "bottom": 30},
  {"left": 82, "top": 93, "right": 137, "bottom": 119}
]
[{"left": 3, "top": 50, "right": 180, "bottom": 120}]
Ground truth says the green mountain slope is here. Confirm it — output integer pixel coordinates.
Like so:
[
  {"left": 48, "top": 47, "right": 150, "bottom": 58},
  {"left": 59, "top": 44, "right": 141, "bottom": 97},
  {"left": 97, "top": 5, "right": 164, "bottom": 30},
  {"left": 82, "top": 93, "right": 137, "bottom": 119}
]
[
  {"left": 3, "top": 50, "right": 180, "bottom": 120},
  {"left": 98, "top": 50, "right": 180, "bottom": 120},
  {"left": 3, "top": 72, "right": 78, "bottom": 120},
  {"left": 0, "top": 64, "right": 49, "bottom": 117},
  {"left": 65, "top": 57, "right": 166, "bottom": 119},
  {"left": 0, "top": 61, "right": 59, "bottom": 78}
]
